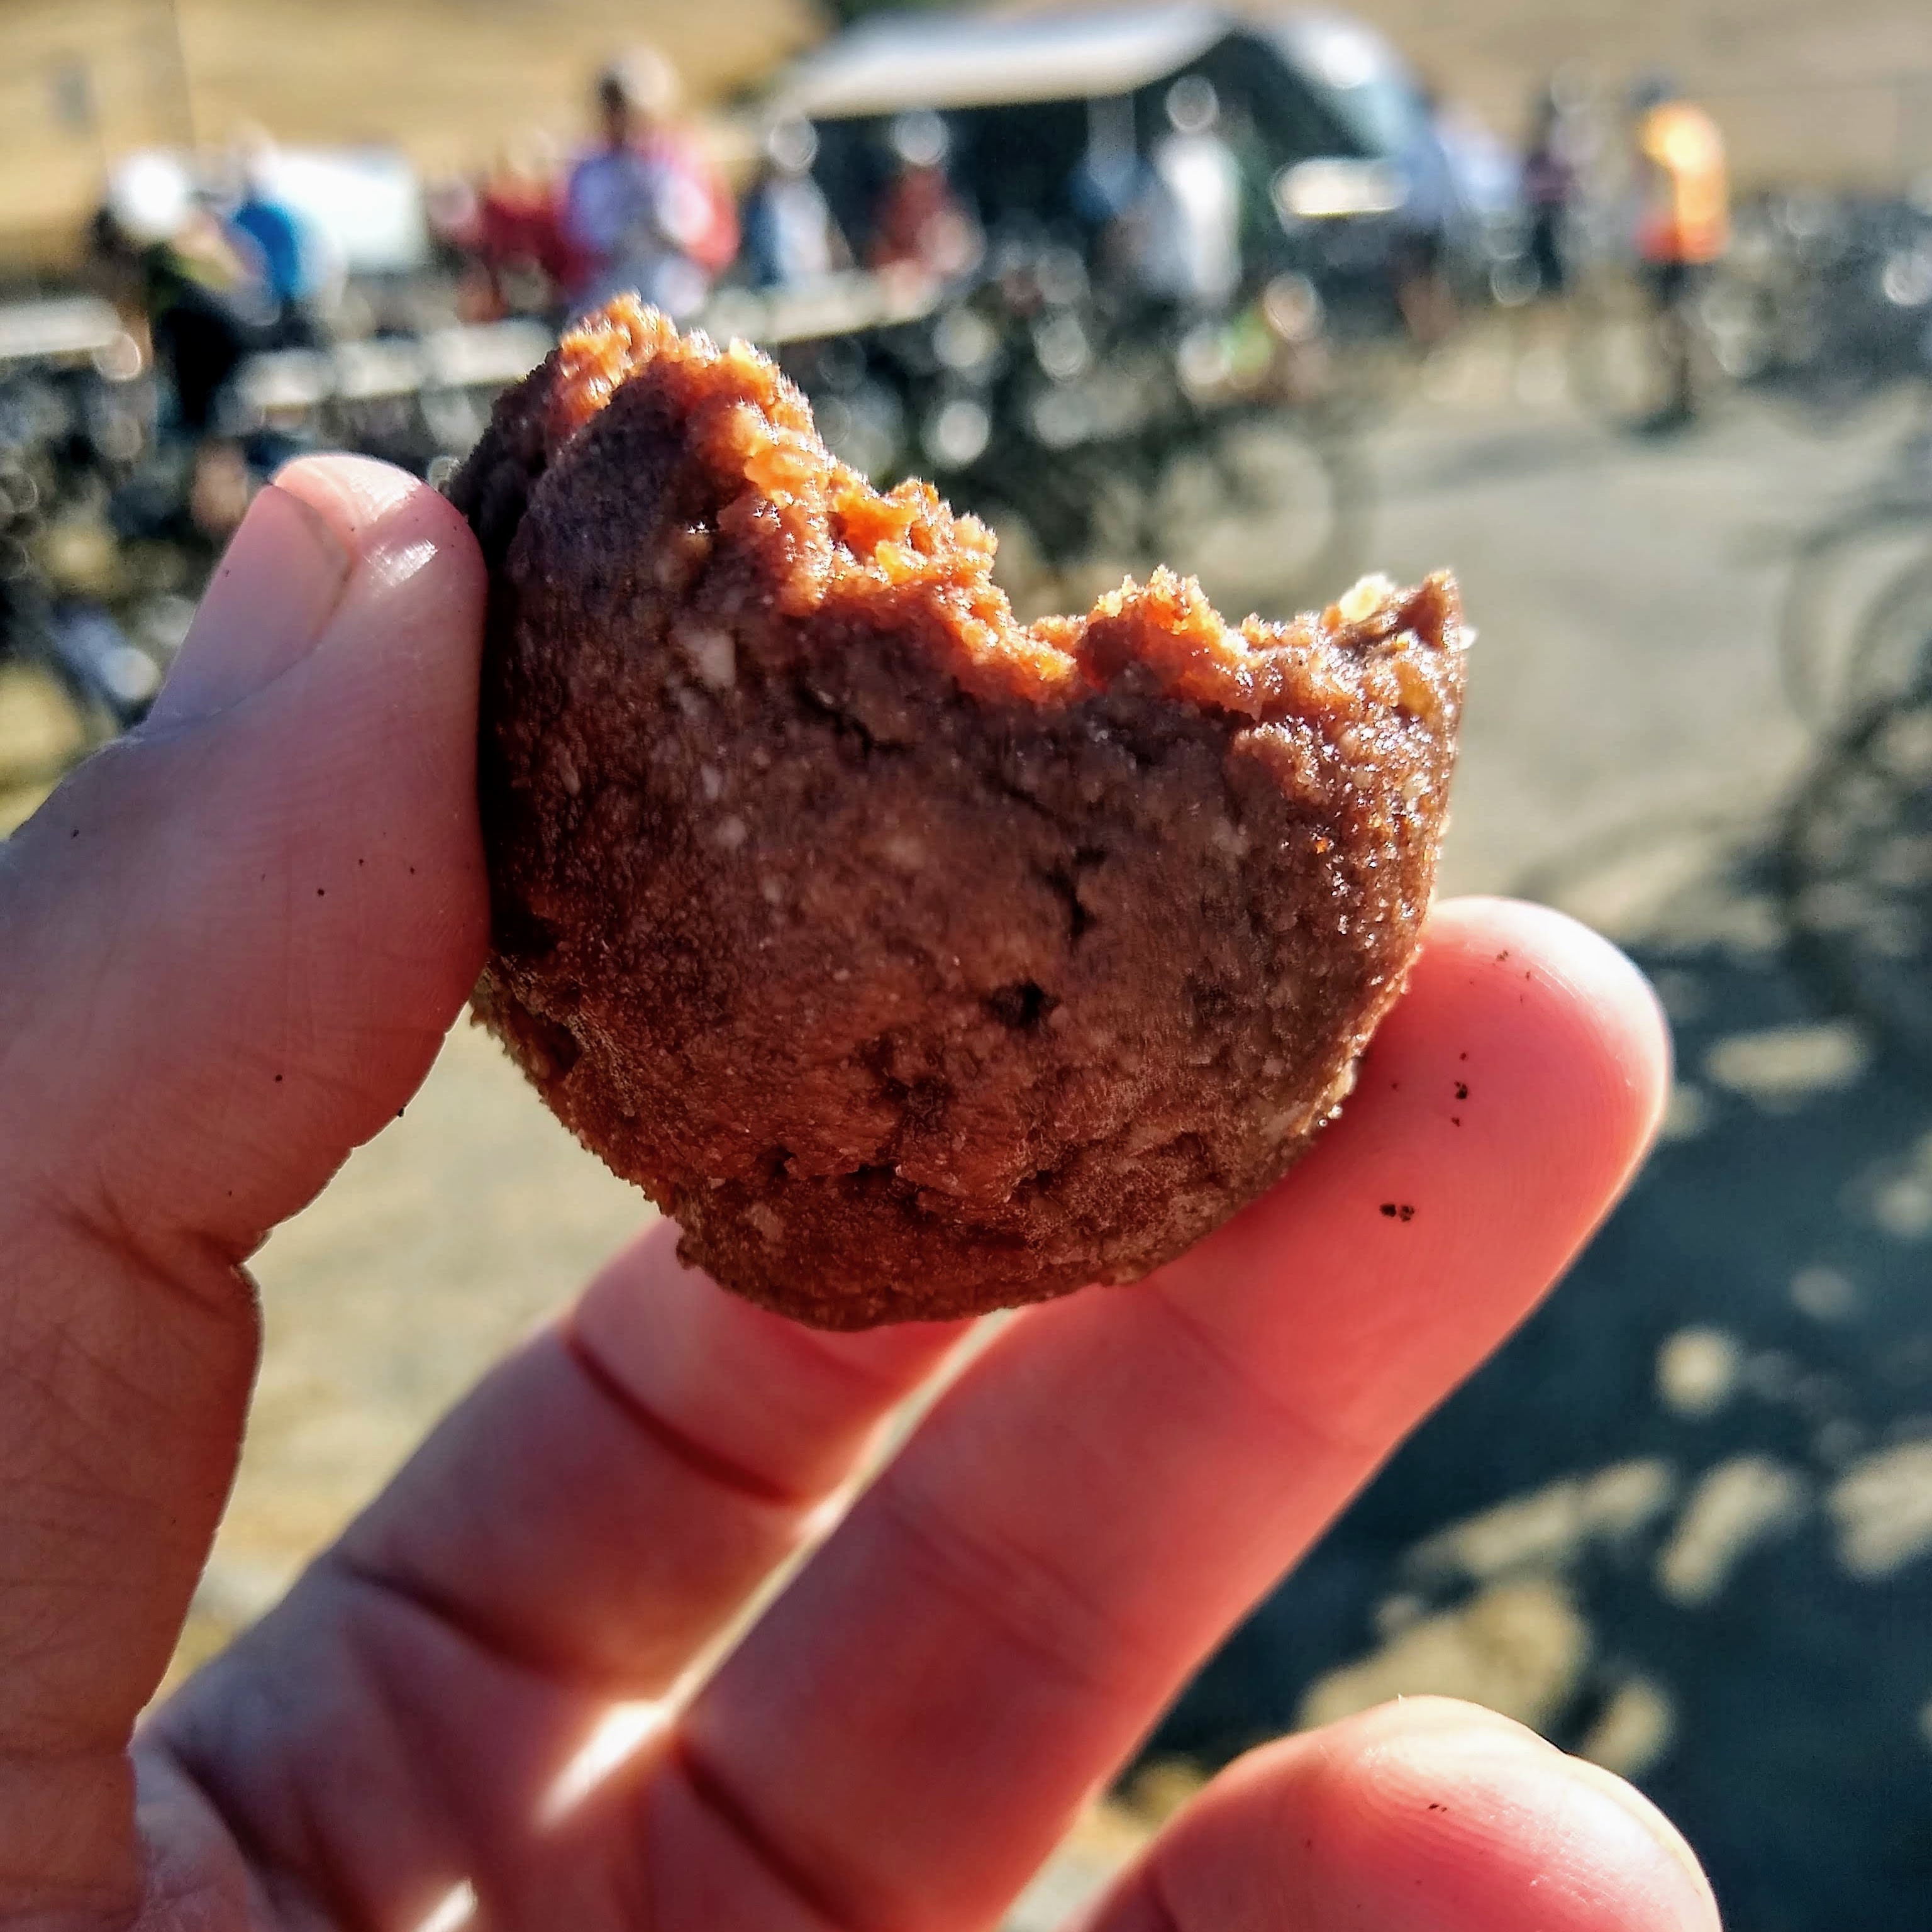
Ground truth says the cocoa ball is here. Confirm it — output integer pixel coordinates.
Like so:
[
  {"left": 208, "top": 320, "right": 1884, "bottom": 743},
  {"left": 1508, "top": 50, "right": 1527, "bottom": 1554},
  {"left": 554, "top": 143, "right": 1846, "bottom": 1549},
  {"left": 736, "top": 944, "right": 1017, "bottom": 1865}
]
[{"left": 450, "top": 298, "right": 1465, "bottom": 1328}]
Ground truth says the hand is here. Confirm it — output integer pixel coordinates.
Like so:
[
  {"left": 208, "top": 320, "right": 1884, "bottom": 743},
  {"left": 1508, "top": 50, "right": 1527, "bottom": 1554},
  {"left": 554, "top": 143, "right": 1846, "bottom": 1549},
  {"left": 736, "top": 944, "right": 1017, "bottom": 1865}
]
[{"left": 0, "top": 458, "right": 1719, "bottom": 1932}]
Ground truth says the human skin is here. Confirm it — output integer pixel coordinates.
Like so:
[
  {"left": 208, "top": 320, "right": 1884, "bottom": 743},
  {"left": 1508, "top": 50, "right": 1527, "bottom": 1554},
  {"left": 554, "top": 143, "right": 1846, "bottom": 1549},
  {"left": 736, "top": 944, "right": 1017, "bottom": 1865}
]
[{"left": 0, "top": 455, "right": 1719, "bottom": 1932}]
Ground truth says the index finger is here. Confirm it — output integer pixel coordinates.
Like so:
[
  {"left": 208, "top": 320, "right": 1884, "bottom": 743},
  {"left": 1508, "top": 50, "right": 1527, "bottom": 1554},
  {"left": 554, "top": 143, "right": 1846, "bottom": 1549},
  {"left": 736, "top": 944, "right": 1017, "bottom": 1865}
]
[{"left": 636, "top": 897, "right": 1669, "bottom": 1932}]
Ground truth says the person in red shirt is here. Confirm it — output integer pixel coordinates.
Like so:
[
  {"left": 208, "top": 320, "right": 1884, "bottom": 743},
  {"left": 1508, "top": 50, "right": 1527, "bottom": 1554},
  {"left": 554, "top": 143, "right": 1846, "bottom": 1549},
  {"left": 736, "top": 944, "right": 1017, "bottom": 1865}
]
[
  {"left": 867, "top": 110, "right": 983, "bottom": 284},
  {"left": 468, "top": 133, "right": 577, "bottom": 320}
]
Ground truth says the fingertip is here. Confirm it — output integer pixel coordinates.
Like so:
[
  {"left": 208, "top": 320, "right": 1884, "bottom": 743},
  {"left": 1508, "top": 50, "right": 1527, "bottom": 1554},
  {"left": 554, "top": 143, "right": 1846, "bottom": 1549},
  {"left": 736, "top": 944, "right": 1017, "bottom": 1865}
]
[
  {"left": 1363, "top": 896, "right": 1673, "bottom": 1205},
  {"left": 147, "top": 479, "right": 352, "bottom": 727},
  {"left": 1145, "top": 1702, "right": 1719, "bottom": 1932},
  {"left": 276, "top": 453, "right": 486, "bottom": 611},
  {"left": 151, "top": 457, "right": 486, "bottom": 738},
  {"left": 1553, "top": 1754, "right": 1722, "bottom": 1928},
  {"left": 272, "top": 453, "right": 438, "bottom": 551},
  {"left": 259, "top": 455, "right": 486, "bottom": 851},
  {"left": 1309, "top": 1704, "right": 1721, "bottom": 1932},
  {"left": 1423, "top": 897, "right": 1671, "bottom": 1138}
]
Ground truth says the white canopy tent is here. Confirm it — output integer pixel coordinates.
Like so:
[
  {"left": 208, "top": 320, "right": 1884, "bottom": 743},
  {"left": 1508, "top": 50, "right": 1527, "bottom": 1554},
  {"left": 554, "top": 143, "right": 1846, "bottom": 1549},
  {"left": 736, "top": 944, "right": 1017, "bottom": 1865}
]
[{"left": 767, "top": 6, "right": 1237, "bottom": 120}]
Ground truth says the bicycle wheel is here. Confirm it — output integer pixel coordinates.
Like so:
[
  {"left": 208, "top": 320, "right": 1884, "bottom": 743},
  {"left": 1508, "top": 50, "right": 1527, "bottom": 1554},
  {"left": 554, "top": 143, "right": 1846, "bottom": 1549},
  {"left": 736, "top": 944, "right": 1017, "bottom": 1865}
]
[
  {"left": 1138, "top": 410, "right": 1368, "bottom": 622},
  {"left": 1842, "top": 549, "right": 1932, "bottom": 721},
  {"left": 1567, "top": 267, "right": 1736, "bottom": 431},
  {"left": 1778, "top": 499, "right": 1932, "bottom": 726},
  {"left": 1781, "top": 651, "right": 1932, "bottom": 1068},
  {"left": 945, "top": 428, "right": 1127, "bottom": 619}
]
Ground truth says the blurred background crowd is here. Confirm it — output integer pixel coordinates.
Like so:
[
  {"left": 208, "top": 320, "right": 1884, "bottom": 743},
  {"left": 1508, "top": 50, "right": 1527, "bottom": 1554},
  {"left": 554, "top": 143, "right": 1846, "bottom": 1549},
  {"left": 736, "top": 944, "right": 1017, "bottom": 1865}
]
[
  {"left": 4, "top": 3, "right": 1932, "bottom": 1929},
  {"left": 3, "top": 1, "right": 1927, "bottom": 718},
  {"left": 14, "top": 0, "right": 1924, "bottom": 711}
]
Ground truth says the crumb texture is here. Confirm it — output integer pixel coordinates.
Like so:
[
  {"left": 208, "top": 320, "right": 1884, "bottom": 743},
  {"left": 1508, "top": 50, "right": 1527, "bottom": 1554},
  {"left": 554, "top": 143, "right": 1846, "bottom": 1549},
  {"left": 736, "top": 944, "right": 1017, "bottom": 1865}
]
[{"left": 450, "top": 297, "right": 1465, "bottom": 1327}]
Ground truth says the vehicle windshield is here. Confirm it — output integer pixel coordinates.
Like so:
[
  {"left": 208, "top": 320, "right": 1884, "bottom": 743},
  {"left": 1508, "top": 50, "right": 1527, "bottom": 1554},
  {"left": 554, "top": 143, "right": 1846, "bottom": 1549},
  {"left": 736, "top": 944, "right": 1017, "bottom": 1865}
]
[
  {"left": 1314, "top": 71, "right": 1422, "bottom": 156},
  {"left": 1279, "top": 19, "right": 1424, "bottom": 157}
]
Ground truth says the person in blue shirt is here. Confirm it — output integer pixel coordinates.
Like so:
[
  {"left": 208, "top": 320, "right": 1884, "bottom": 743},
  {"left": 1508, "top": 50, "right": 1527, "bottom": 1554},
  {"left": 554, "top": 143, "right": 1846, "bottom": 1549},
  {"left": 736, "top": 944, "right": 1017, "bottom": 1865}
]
[
  {"left": 226, "top": 131, "right": 335, "bottom": 346},
  {"left": 741, "top": 118, "right": 848, "bottom": 290}
]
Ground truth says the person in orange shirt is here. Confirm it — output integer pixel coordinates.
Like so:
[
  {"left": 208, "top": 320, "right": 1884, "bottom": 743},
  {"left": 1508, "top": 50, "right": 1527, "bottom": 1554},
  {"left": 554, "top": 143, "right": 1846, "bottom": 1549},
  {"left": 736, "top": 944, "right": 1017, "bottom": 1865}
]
[{"left": 1629, "top": 73, "right": 1729, "bottom": 426}]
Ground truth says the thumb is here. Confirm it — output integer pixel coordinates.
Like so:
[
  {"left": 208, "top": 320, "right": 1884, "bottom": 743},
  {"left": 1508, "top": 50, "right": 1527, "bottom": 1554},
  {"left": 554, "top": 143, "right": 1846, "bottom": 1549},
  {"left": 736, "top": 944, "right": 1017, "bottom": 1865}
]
[
  {"left": 0, "top": 457, "right": 486, "bottom": 1915},
  {"left": 4, "top": 455, "right": 489, "bottom": 1251}
]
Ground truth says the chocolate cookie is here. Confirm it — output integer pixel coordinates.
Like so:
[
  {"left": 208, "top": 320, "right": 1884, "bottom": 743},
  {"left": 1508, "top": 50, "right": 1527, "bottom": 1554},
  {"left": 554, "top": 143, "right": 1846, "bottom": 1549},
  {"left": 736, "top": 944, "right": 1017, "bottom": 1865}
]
[{"left": 450, "top": 297, "right": 1465, "bottom": 1328}]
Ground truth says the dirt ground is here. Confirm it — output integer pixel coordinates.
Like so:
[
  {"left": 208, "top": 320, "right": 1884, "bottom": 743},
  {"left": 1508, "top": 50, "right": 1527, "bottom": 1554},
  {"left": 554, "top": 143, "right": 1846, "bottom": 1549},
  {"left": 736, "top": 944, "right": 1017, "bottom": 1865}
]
[{"left": 6, "top": 334, "right": 1924, "bottom": 1923}]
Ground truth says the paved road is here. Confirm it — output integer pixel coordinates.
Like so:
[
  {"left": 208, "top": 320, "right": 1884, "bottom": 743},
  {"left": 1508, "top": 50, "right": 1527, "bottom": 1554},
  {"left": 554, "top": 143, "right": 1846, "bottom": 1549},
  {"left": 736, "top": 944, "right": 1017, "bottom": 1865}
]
[{"left": 1372, "top": 368, "right": 1897, "bottom": 900}]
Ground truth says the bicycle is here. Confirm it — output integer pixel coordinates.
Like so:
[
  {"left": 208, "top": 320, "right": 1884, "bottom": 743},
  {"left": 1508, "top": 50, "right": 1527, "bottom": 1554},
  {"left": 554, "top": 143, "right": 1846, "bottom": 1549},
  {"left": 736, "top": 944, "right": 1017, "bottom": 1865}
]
[
  {"left": 803, "top": 247, "right": 1370, "bottom": 623},
  {"left": 1776, "top": 419, "right": 1932, "bottom": 728},
  {"left": 1780, "top": 621, "right": 1932, "bottom": 1072},
  {"left": 0, "top": 328, "right": 196, "bottom": 801}
]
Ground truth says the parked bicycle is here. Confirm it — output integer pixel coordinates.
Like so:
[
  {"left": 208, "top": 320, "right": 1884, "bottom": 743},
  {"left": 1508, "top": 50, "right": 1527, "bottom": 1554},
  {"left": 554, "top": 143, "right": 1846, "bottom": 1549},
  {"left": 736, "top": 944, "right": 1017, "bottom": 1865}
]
[
  {"left": 1780, "top": 626, "right": 1932, "bottom": 1072},
  {"left": 786, "top": 240, "right": 1369, "bottom": 622},
  {"left": 0, "top": 300, "right": 201, "bottom": 795},
  {"left": 1777, "top": 416, "right": 1932, "bottom": 730}
]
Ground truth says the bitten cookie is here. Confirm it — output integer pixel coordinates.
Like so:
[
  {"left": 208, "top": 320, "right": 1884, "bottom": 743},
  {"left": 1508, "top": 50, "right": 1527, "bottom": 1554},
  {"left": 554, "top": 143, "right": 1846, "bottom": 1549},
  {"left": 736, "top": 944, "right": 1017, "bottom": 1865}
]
[{"left": 450, "top": 297, "right": 1467, "bottom": 1328}]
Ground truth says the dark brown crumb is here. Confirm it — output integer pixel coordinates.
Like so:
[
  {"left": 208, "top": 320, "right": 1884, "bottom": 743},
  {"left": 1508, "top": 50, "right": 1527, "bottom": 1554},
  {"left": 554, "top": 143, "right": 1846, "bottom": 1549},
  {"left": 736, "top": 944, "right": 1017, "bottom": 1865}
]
[{"left": 450, "top": 297, "right": 1466, "bottom": 1328}]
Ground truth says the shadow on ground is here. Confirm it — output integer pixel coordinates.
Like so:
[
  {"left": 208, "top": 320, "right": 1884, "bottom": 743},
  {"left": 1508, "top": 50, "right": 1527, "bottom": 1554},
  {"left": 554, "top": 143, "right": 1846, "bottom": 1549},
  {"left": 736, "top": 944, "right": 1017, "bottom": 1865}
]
[{"left": 1153, "top": 811, "right": 1932, "bottom": 1931}]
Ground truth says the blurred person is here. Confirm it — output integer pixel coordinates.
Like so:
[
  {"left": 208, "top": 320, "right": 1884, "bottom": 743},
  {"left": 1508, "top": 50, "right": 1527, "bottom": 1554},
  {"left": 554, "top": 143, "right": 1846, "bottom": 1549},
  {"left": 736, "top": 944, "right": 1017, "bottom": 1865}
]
[
  {"left": 100, "top": 153, "right": 268, "bottom": 437},
  {"left": 868, "top": 110, "right": 984, "bottom": 283},
  {"left": 1070, "top": 135, "right": 1143, "bottom": 240},
  {"left": 1386, "top": 80, "right": 1468, "bottom": 348},
  {"left": 1069, "top": 93, "right": 1148, "bottom": 258},
  {"left": 563, "top": 52, "right": 736, "bottom": 319},
  {"left": 89, "top": 160, "right": 275, "bottom": 547},
  {"left": 741, "top": 118, "right": 848, "bottom": 289},
  {"left": 226, "top": 127, "right": 344, "bottom": 348},
  {"left": 469, "top": 131, "right": 578, "bottom": 320},
  {"left": 1523, "top": 82, "right": 1582, "bottom": 299},
  {"left": 154, "top": 203, "right": 271, "bottom": 430},
  {"left": 1119, "top": 75, "right": 1242, "bottom": 313},
  {"left": 0, "top": 448, "right": 1723, "bottom": 1932},
  {"left": 1628, "top": 72, "right": 1729, "bottom": 428}
]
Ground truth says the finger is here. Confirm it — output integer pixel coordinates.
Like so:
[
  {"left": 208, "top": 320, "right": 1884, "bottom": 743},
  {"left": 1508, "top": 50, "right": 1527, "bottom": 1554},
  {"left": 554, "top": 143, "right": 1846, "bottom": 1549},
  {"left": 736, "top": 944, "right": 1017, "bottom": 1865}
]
[
  {"left": 322, "top": 1219, "right": 967, "bottom": 1689},
  {"left": 641, "top": 899, "right": 1669, "bottom": 1932},
  {"left": 1075, "top": 1699, "right": 1719, "bottom": 1932},
  {"left": 0, "top": 457, "right": 486, "bottom": 1911},
  {"left": 6, "top": 455, "right": 487, "bottom": 1255},
  {"left": 146, "top": 1223, "right": 969, "bottom": 1932}
]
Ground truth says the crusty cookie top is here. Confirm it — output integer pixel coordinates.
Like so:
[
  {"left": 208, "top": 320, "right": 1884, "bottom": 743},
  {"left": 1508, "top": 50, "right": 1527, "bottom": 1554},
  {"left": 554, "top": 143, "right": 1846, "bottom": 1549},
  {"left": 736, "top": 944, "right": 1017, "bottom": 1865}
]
[{"left": 478, "top": 294, "right": 1467, "bottom": 741}]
